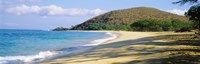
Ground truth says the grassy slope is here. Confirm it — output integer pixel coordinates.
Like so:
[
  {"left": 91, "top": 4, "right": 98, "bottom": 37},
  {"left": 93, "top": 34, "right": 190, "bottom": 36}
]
[{"left": 71, "top": 7, "right": 188, "bottom": 30}]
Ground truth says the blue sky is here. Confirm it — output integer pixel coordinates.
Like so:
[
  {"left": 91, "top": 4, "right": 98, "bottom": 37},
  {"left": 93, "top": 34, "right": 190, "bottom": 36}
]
[{"left": 0, "top": 0, "right": 193, "bottom": 30}]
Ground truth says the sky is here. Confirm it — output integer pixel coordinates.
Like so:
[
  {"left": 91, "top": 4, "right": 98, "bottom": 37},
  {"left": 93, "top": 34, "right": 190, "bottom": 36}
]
[{"left": 0, "top": 0, "right": 193, "bottom": 30}]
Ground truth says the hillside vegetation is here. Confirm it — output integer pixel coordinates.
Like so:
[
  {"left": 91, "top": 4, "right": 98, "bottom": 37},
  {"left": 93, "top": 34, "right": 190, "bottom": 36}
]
[
  {"left": 71, "top": 7, "right": 191, "bottom": 31},
  {"left": 131, "top": 19, "right": 192, "bottom": 31}
]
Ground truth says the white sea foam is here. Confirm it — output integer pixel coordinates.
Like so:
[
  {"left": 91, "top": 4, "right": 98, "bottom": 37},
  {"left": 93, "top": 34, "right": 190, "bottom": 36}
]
[
  {"left": 0, "top": 32, "right": 118, "bottom": 64},
  {"left": 0, "top": 51, "right": 59, "bottom": 64},
  {"left": 84, "top": 32, "right": 118, "bottom": 46}
]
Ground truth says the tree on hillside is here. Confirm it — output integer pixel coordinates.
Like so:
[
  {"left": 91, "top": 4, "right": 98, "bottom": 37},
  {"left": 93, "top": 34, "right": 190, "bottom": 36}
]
[
  {"left": 174, "top": 0, "right": 200, "bottom": 35},
  {"left": 130, "top": 19, "right": 192, "bottom": 31},
  {"left": 185, "top": 5, "right": 200, "bottom": 33}
]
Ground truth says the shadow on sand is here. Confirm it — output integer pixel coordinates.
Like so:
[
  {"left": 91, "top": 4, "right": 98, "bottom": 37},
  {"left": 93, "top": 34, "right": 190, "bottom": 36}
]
[{"left": 47, "top": 34, "right": 200, "bottom": 64}]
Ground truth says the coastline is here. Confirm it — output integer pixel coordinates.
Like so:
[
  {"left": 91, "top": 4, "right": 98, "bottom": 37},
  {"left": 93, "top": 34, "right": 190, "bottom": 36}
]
[
  {"left": 0, "top": 31, "right": 118, "bottom": 64},
  {"left": 40, "top": 31, "right": 167, "bottom": 64},
  {"left": 34, "top": 31, "right": 120, "bottom": 64}
]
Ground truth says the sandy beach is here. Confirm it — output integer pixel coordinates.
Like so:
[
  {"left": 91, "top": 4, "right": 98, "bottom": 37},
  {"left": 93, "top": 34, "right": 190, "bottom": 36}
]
[{"left": 40, "top": 31, "right": 199, "bottom": 64}]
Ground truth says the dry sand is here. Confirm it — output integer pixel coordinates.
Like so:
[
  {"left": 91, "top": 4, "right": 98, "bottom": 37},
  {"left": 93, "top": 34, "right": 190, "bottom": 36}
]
[{"left": 40, "top": 31, "right": 198, "bottom": 64}]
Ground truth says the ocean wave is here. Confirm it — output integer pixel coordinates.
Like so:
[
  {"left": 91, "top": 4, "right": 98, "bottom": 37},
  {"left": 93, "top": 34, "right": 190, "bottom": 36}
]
[
  {"left": 0, "top": 51, "right": 59, "bottom": 64},
  {"left": 83, "top": 32, "right": 118, "bottom": 46},
  {"left": 0, "top": 32, "right": 118, "bottom": 64}
]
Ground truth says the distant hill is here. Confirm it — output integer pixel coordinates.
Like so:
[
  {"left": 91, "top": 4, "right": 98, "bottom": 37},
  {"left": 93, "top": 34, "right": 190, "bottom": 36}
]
[
  {"left": 52, "top": 27, "right": 69, "bottom": 31},
  {"left": 71, "top": 7, "right": 189, "bottom": 30}
]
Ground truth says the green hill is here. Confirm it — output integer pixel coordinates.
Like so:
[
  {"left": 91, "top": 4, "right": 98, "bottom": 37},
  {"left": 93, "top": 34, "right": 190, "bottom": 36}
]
[{"left": 71, "top": 7, "right": 191, "bottom": 31}]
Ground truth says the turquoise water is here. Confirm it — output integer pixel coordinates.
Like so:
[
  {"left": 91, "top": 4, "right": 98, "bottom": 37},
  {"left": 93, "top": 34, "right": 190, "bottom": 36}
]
[{"left": 0, "top": 29, "right": 110, "bottom": 64}]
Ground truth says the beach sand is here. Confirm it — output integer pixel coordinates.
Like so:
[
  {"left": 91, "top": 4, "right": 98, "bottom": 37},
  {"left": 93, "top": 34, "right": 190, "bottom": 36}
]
[{"left": 40, "top": 31, "right": 199, "bottom": 64}]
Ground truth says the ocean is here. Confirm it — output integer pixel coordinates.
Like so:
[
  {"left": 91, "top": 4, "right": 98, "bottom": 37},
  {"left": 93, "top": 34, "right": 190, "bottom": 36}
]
[{"left": 0, "top": 29, "right": 117, "bottom": 64}]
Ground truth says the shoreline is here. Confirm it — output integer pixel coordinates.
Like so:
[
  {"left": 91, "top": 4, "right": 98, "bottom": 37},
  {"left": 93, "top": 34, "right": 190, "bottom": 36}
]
[
  {"left": 33, "top": 31, "right": 120, "bottom": 64},
  {"left": 40, "top": 31, "right": 120, "bottom": 62},
  {"left": 40, "top": 31, "right": 166, "bottom": 64},
  {"left": 83, "top": 32, "right": 119, "bottom": 46},
  {"left": 0, "top": 31, "right": 119, "bottom": 64},
  {"left": 35, "top": 31, "right": 120, "bottom": 63}
]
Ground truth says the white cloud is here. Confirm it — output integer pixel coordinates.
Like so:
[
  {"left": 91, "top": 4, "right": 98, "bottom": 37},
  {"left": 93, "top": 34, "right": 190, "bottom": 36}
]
[
  {"left": 28, "top": 0, "right": 43, "bottom": 2},
  {"left": 2, "top": 0, "right": 43, "bottom": 3},
  {"left": 166, "top": 9, "right": 187, "bottom": 16},
  {"left": 1, "top": 0, "right": 43, "bottom": 6},
  {"left": 6, "top": 5, "right": 107, "bottom": 16},
  {"left": 0, "top": 0, "right": 44, "bottom": 13}
]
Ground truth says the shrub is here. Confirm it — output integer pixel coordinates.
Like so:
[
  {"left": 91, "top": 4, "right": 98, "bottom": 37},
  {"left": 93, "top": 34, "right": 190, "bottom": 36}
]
[
  {"left": 175, "top": 27, "right": 192, "bottom": 32},
  {"left": 88, "top": 23, "right": 132, "bottom": 31},
  {"left": 130, "top": 19, "right": 193, "bottom": 31}
]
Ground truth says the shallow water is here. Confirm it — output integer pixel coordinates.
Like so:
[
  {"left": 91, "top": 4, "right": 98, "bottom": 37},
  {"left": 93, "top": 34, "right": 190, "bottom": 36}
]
[{"left": 0, "top": 29, "right": 111, "bottom": 64}]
